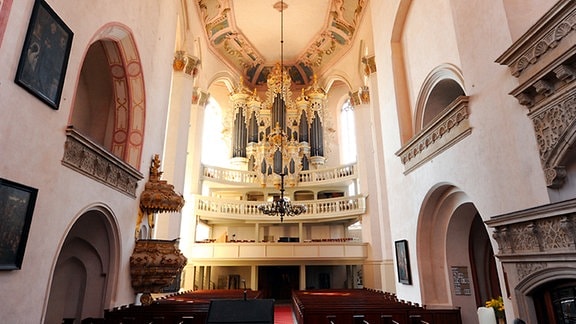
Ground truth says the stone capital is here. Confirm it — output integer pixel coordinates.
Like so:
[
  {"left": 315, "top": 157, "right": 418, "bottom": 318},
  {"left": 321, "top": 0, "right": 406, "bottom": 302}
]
[{"left": 173, "top": 51, "right": 201, "bottom": 76}]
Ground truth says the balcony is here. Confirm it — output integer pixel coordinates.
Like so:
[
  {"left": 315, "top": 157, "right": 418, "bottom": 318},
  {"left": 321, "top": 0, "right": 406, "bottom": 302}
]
[
  {"left": 62, "top": 126, "right": 143, "bottom": 197},
  {"left": 396, "top": 96, "right": 471, "bottom": 174},
  {"left": 188, "top": 241, "right": 368, "bottom": 262},
  {"left": 192, "top": 194, "right": 366, "bottom": 224},
  {"left": 201, "top": 163, "right": 358, "bottom": 187}
]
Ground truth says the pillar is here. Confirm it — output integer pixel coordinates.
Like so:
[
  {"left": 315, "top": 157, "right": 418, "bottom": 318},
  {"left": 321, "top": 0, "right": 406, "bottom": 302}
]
[
  {"left": 351, "top": 54, "right": 395, "bottom": 291},
  {"left": 155, "top": 51, "right": 200, "bottom": 240}
]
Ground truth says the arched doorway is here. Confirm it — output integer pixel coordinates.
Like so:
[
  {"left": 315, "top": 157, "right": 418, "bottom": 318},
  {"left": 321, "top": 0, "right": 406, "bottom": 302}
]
[
  {"left": 418, "top": 185, "right": 502, "bottom": 324},
  {"left": 515, "top": 267, "right": 576, "bottom": 323},
  {"left": 44, "top": 207, "right": 119, "bottom": 323},
  {"left": 532, "top": 279, "right": 576, "bottom": 323}
]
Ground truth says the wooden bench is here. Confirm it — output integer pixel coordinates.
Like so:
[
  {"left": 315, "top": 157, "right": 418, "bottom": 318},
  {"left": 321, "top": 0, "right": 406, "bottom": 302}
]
[
  {"left": 104, "top": 289, "right": 262, "bottom": 323},
  {"left": 292, "top": 289, "right": 461, "bottom": 324}
]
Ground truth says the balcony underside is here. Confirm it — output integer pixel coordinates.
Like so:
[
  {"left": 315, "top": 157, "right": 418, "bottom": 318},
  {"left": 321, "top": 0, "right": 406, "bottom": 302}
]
[{"left": 187, "top": 242, "right": 368, "bottom": 263}]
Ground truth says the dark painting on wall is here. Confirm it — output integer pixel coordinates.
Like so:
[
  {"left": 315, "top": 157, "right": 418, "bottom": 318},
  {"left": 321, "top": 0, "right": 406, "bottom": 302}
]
[
  {"left": 15, "top": 0, "right": 73, "bottom": 109},
  {"left": 0, "top": 178, "right": 38, "bottom": 270},
  {"left": 395, "top": 239, "right": 412, "bottom": 285}
]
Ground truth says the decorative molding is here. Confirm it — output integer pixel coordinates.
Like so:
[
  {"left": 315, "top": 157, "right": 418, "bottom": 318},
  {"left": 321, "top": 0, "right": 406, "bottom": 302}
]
[
  {"left": 362, "top": 55, "right": 376, "bottom": 75},
  {"left": 62, "top": 126, "right": 143, "bottom": 197},
  {"left": 349, "top": 86, "right": 370, "bottom": 106},
  {"left": 487, "top": 198, "right": 576, "bottom": 299},
  {"left": 491, "top": 215, "right": 576, "bottom": 256},
  {"left": 495, "top": 0, "right": 576, "bottom": 77},
  {"left": 529, "top": 86, "right": 576, "bottom": 188},
  {"left": 516, "top": 262, "right": 548, "bottom": 282},
  {"left": 487, "top": 198, "right": 576, "bottom": 258},
  {"left": 173, "top": 51, "right": 201, "bottom": 76},
  {"left": 194, "top": 0, "right": 368, "bottom": 87},
  {"left": 395, "top": 96, "right": 471, "bottom": 174},
  {"left": 192, "top": 87, "right": 210, "bottom": 107},
  {"left": 496, "top": 1, "right": 576, "bottom": 188}
]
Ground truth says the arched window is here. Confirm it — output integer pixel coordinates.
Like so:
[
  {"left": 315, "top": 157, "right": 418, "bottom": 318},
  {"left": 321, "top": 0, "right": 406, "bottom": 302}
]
[
  {"left": 340, "top": 99, "right": 357, "bottom": 164},
  {"left": 201, "top": 97, "right": 229, "bottom": 166}
]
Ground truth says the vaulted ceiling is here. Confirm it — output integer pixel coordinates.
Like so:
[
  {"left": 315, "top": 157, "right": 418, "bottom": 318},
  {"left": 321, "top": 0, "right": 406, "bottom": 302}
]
[{"left": 195, "top": 0, "right": 368, "bottom": 88}]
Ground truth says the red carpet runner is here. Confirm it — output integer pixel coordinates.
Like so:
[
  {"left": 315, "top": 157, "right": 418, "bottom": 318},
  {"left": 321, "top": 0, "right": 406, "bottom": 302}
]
[{"left": 274, "top": 304, "right": 296, "bottom": 324}]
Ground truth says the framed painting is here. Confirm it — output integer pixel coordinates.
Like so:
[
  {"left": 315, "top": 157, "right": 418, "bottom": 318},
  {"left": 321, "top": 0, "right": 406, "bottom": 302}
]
[
  {"left": 14, "top": 0, "right": 73, "bottom": 109},
  {"left": 0, "top": 178, "right": 38, "bottom": 270},
  {"left": 395, "top": 239, "right": 412, "bottom": 285}
]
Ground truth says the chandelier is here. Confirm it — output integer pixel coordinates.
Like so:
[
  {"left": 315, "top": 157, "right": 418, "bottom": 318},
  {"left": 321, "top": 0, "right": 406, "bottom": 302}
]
[{"left": 258, "top": 0, "right": 306, "bottom": 222}]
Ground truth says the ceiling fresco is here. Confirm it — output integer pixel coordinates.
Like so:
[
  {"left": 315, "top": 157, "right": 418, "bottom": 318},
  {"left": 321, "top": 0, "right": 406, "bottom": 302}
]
[{"left": 196, "top": 0, "right": 368, "bottom": 88}]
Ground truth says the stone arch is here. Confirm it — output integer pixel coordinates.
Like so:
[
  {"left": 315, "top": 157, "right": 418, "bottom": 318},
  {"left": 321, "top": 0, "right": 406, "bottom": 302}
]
[
  {"left": 414, "top": 64, "right": 466, "bottom": 132},
  {"left": 417, "top": 184, "right": 501, "bottom": 324},
  {"left": 323, "top": 71, "right": 354, "bottom": 94},
  {"left": 208, "top": 71, "right": 240, "bottom": 93},
  {"left": 391, "top": 0, "right": 414, "bottom": 144},
  {"left": 515, "top": 266, "right": 576, "bottom": 322},
  {"left": 43, "top": 204, "right": 120, "bottom": 323},
  {"left": 71, "top": 23, "right": 145, "bottom": 168}
]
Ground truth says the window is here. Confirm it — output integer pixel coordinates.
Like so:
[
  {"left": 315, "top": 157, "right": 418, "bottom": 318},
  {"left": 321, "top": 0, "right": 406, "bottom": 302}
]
[
  {"left": 340, "top": 99, "right": 357, "bottom": 164},
  {"left": 201, "top": 97, "right": 229, "bottom": 166}
]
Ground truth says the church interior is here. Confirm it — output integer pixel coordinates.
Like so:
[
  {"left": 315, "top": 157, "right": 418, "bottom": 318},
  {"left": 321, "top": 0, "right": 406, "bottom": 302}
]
[{"left": 1, "top": 0, "right": 576, "bottom": 323}]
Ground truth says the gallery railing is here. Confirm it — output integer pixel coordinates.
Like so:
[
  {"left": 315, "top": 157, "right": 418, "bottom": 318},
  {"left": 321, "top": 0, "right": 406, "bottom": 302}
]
[
  {"left": 191, "top": 194, "right": 366, "bottom": 223},
  {"left": 201, "top": 163, "right": 358, "bottom": 187}
]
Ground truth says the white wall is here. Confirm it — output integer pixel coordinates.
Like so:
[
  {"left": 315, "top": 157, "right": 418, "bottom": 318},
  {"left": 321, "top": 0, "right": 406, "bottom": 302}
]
[{"left": 0, "top": 0, "right": 178, "bottom": 322}]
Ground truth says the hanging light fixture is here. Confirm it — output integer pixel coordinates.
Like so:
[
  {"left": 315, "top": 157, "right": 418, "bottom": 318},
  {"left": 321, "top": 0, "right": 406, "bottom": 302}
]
[{"left": 258, "top": 0, "right": 306, "bottom": 222}]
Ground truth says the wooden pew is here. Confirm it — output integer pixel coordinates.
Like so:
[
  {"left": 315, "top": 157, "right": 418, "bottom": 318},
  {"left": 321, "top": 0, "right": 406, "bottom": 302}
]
[
  {"left": 104, "top": 289, "right": 262, "bottom": 324},
  {"left": 292, "top": 289, "right": 461, "bottom": 324}
]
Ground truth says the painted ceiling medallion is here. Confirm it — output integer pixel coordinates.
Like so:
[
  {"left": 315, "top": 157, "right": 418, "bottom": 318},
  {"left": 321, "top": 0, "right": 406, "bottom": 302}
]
[{"left": 196, "top": 0, "right": 367, "bottom": 88}]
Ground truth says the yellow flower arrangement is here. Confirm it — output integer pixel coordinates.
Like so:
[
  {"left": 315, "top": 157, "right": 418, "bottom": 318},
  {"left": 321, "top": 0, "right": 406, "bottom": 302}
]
[{"left": 486, "top": 296, "right": 505, "bottom": 319}]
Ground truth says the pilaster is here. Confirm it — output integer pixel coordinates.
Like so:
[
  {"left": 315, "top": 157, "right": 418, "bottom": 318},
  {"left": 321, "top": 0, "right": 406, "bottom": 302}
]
[
  {"left": 154, "top": 51, "right": 200, "bottom": 240},
  {"left": 351, "top": 55, "right": 395, "bottom": 291}
]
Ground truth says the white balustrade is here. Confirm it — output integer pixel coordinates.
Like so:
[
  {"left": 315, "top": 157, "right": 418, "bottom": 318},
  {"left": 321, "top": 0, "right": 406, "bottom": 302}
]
[
  {"left": 192, "top": 194, "right": 366, "bottom": 223},
  {"left": 202, "top": 163, "right": 357, "bottom": 187}
]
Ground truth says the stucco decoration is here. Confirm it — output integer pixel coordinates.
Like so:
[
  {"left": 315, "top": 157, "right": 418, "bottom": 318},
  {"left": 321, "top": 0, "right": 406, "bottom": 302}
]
[
  {"left": 486, "top": 198, "right": 576, "bottom": 294},
  {"left": 62, "top": 126, "right": 143, "bottom": 197},
  {"left": 396, "top": 96, "right": 471, "bottom": 174},
  {"left": 195, "top": 0, "right": 367, "bottom": 88},
  {"left": 87, "top": 25, "right": 146, "bottom": 169},
  {"left": 173, "top": 50, "right": 201, "bottom": 76},
  {"left": 496, "top": 0, "right": 576, "bottom": 188}
]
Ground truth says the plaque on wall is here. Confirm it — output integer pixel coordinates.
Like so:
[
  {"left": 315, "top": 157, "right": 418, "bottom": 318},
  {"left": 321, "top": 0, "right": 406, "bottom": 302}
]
[{"left": 451, "top": 266, "right": 471, "bottom": 296}]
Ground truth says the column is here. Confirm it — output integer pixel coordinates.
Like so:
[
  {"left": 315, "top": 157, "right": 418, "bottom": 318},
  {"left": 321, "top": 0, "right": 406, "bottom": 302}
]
[
  {"left": 299, "top": 265, "right": 306, "bottom": 290},
  {"left": 180, "top": 86, "right": 209, "bottom": 291},
  {"left": 251, "top": 265, "right": 258, "bottom": 291},
  {"left": 154, "top": 51, "right": 200, "bottom": 240},
  {"left": 351, "top": 54, "right": 395, "bottom": 291}
]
